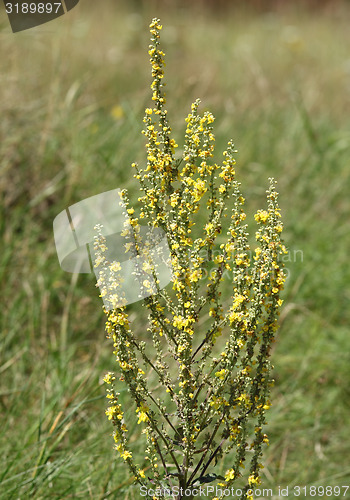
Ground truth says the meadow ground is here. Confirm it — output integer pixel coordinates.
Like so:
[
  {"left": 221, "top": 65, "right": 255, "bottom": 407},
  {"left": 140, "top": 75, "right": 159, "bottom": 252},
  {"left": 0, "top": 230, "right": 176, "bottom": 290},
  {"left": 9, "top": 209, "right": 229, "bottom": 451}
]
[{"left": 1, "top": 1, "right": 350, "bottom": 498}]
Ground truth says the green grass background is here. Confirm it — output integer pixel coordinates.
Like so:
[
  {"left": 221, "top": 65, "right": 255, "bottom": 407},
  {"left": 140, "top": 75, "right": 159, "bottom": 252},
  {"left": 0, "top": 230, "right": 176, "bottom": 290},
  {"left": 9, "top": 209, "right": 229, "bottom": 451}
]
[{"left": 1, "top": 1, "right": 349, "bottom": 498}]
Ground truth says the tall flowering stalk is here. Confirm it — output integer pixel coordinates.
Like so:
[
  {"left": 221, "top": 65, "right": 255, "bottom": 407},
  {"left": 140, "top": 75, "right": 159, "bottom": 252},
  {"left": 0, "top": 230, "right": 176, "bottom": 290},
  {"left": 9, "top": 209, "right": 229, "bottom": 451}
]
[{"left": 96, "top": 19, "right": 287, "bottom": 500}]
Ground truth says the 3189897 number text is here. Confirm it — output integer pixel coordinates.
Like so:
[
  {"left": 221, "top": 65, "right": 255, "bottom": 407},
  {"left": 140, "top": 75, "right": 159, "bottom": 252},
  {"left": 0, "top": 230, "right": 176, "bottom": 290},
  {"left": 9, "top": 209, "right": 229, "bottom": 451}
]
[{"left": 5, "top": 3, "right": 63, "bottom": 14}]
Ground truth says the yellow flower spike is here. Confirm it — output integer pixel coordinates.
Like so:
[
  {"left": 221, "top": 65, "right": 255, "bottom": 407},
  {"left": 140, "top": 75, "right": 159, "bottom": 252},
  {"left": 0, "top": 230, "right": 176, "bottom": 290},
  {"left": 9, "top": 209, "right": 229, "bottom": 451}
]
[{"left": 99, "top": 19, "right": 286, "bottom": 493}]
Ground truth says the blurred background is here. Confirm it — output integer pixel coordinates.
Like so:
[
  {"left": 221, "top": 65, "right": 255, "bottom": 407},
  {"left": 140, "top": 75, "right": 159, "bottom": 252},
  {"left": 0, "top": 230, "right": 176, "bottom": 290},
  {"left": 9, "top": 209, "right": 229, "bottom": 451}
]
[{"left": 1, "top": 0, "right": 349, "bottom": 498}]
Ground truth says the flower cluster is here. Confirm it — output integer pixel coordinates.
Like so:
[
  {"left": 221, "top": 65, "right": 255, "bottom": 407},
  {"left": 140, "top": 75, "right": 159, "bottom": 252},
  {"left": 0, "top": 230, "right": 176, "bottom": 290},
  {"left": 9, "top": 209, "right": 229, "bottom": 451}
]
[{"left": 97, "top": 18, "right": 287, "bottom": 500}]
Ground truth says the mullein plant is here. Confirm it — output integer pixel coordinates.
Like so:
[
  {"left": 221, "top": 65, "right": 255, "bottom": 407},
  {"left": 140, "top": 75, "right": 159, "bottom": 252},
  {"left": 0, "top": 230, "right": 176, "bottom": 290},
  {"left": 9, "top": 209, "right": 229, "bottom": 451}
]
[{"left": 94, "top": 19, "right": 287, "bottom": 500}]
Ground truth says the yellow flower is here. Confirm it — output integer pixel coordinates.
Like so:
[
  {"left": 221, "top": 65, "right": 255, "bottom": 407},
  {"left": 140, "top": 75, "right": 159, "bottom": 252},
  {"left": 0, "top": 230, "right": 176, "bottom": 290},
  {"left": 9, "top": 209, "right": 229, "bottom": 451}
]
[
  {"left": 205, "top": 222, "right": 214, "bottom": 235},
  {"left": 169, "top": 192, "right": 179, "bottom": 207},
  {"left": 214, "top": 254, "right": 224, "bottom": 264},
  {"left": 210, "top": 395, "right": 229, "bottom": 409},
  {"left": 110, "top": 261, "right": 121, "bottom": 273},
  {"left": 142, "top": 261, "right": 153, "bottom": 273},
  {"left": 103, "top": 372, "right": 115, "bottom": 384},
  {"left": 228, "top": 310, "right": 242, "bottom": 324},
  {"left": 121, "top": 450, "right": 132, "bottom": 461},
  {"left": 94, "top": 255, "right": 104, "bottom": 268},
  {"left": 248, "top": 474, "right": 261, "bottom": 486},
  {"left": 254, "top": 210, "right": 269, "bottom": 223},
  {"left": 232, "top": 293, "right": 245, "bottom": 309},
  {"left": 136, "top": 402, "right": 150, "bottom": 424},
  {"left": 192, "top": 178, "right": 207, "bottom": 202},
  {"left": 237, "top": 393, "right": 250, "bottom": 405},
  {"left": 215, "top": 369, "right": 227, "bottom": 380},
  {"left": 235, "top": 253, "right": 246, "bottom": 266},
  {"left": 225, "top": 468, "right": 235, "bottom": 481},
  {"left": 105, "top": 405, "right": 122, "bottom": 421},
  {"left": 109, "top": 311, "right": 129, "bottom": 326},
  {"left": 173, "top": 315, "right": 194, "bottom": 329},
  {"left": 119, "top": 361, "right": 133, "bottom": 371},
  {"left": 110, "top": 104, "right": 124, "bottom": 120},
  {"left": 188, "top": 269, "right": 202, "bottom": 283}
]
